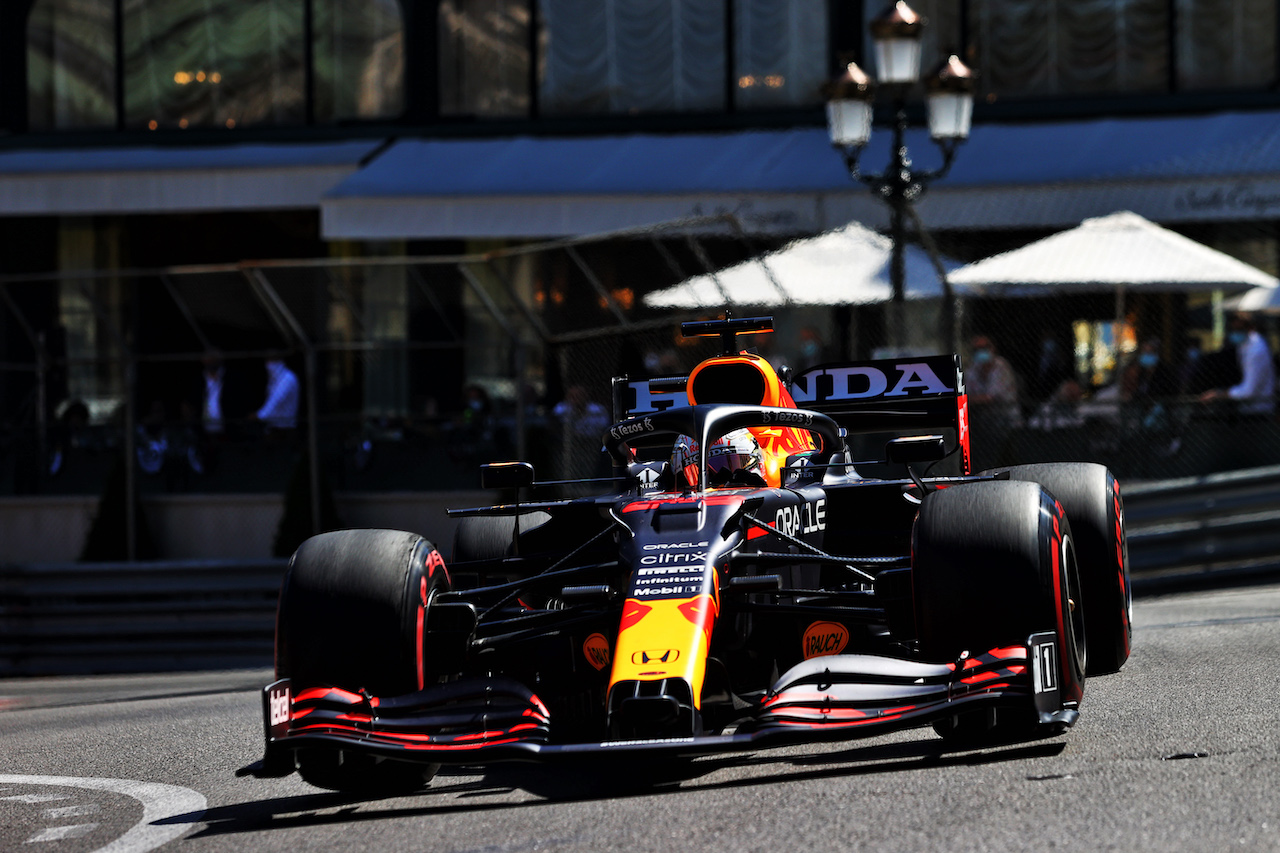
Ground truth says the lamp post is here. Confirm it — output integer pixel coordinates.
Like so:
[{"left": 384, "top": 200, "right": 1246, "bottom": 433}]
[{"left": 826, "top": 2, "right": 975, "bottom": 354}]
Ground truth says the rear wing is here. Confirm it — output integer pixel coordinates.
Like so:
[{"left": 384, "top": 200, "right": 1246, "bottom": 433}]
[
  {"left": 614, "top": 353, "right": 970, "bottom": 474},
  {"left": 790, "top": 355, "right": 969, "bottom": 474}
]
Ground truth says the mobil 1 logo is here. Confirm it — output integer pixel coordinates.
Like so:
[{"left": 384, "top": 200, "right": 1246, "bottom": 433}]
[{"left": 630, "top": 540, "right": 713, "bottom": 599}]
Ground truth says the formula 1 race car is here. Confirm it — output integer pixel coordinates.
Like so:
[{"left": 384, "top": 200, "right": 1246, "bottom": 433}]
[{"left": 241, "top": 315, "right": 1130, "bottom": 792}]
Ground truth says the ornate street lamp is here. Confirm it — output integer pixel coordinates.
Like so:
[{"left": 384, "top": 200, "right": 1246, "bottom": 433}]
[{"left": 826, "top": 2, "right": 975, "bottom": 353}]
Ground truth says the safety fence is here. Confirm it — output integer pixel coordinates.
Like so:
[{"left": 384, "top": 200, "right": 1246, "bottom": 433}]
[
  {"left": 0, "top": 216, "right": 762, "bottom": 560},
  {"left": 4, "top": 211, "right": 1280, "bottom": 563},
  {"left": 3, "top": 466, "right": 1279, "bottom": 677}
]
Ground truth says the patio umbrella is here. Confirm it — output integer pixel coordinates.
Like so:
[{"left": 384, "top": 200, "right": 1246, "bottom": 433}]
[
  {"left": 949, "top": 210, "right": 1278, "bottom": 296},
  {"left": 643, "top": 219, "right": 961, "bottom": 309},
  {"left": 1228, "top": 284, "right": 1280, "bottom": 313}
]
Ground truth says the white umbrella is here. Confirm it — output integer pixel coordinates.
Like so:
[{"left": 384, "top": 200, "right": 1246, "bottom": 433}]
[
  {"left": 643, "top": 220, "right": 962, "bottom": 309},
  {"left": 950, "top": 210, "right": 1278, "bottom": 296},
  {"left": 1228, "top": 285, "right": 1280, "bottom": 313}
]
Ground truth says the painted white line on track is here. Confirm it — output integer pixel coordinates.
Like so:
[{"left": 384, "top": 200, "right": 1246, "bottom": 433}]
[
  {"left": 46, "top": 803, "right": 101, "bottom": 818},
  {"left": 28, "top": 823, "right": 99, "bottom": 842},
  {"left": 0, "top": 775, "right": 206, "bottom": 853},
  {"left": 3, "top": 793, "right": 71, "bottom": 803}
]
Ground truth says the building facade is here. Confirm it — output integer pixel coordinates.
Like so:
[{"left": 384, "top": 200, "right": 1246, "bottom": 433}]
[{"left": 3, "top": 0, "right": 1280, "bottom": 509}]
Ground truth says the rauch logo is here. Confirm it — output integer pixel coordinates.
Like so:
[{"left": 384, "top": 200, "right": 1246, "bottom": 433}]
[
  {"left": 583, "top": 633, "right": 611, "bottom": 671},
  {"left": 802, "top": 621, "right": 849, "bottom": 659}
]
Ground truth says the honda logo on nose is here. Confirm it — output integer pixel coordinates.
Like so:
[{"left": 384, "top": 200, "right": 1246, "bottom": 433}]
[{"left": 631, "top": 649, "right": 680, "bottom": 665}]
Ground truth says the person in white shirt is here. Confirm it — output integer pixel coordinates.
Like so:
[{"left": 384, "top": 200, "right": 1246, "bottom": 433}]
[
  {"left": 255, "top": 357, "right": 300, "bottom": 431},
  {"left": 1200, "top": 313, "right": 1275, "bottom": 416}
]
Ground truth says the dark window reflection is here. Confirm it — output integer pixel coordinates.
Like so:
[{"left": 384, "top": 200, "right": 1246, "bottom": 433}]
[
  {"left": 24, "top": 0, "right": 1280, "bottom": 133},
  {"left": 314, "top": 0, "right": 405, "bottom": 121},
  {"left": 735, "top": 0, "right": 828, "bottom": 110},
  {"left": 971, "top": 0, "right": 1170, "bottom": 98},
  {"left": 124, "top": 0, "right": 305, "bottom": 129},
  {"left": 28, "top": 0, "right": 405, "bottom": 131},
  {"left": 27, "top": 0, "right": 115, "bottom": 131},
  {"left": 538, "top": 0, "right": 727, "bottom": 115},
  {"left": 438, "top": 0, "right": 531, "bottom": 117},
  {"left": 1176, "top": 0, "right": 1277, "bottom": 91}
]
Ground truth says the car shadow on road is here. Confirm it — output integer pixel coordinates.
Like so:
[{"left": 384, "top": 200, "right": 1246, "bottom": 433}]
[{"left": 159, "top": 736, "right": 1065, "bottom": 838}]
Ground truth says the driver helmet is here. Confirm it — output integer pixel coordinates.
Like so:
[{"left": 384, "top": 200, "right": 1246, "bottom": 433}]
[{"left": 673, "top": 429, "right": 766, "bottom": 489}]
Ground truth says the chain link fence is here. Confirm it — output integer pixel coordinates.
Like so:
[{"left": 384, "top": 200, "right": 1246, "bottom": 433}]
[{"left": 3, "top": 210, "right": 1279, "bottom": 562}]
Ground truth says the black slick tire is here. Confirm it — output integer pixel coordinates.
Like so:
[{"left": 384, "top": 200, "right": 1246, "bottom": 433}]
[
  {"left": 276, "top": 528, "right": 450, "bottom": 792},
  {"left": 989, "top": 463, "right": 1132, "bottom": 674},
  {"left": 912, "top": 480, "right": 1086, "bottom": 741}
]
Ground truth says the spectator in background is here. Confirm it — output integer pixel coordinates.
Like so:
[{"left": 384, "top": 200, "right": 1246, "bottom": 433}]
[
  {"left": 1199, "top": 313, "right": 1275, "bottom": 416},
  {"left": 192, "top": 353, "right": 227, "bottom": 474},
  {"left": 255, "top": 357, "right": 301, "bottom": 434},
  {"left": 201, "top": 353, "right": 226, "bottom": 436},
  {"left": 1175, "top": 337, "right": 1204, "bottom": 396},
  {"left": 797, "top": 326, "right": 828, "bottom": 367},
  {"left": 447, "top": 384, "right": 498, "bottom": 471},
  {"left": 461, "top": 384, "right": 492, "bottom": 434},
  {"left": 1082, "top": 360, "right": 1142, "bottom": 426},
  {"left": 136, "top": 400, "right": 170, "bottom": 476},
  {"left": 1127, "top": 337, "right": 1179, "bottom": 434},
  {"left": 967, "top": 334, "right": 1022, "bottom": 468},
  {"left": 1133, "top": 338, "right": 1178, "bottom": 401},
  {"left": 1030, "top": 328, "right": 1072, "bottom": 403},
  {"left": 1028, "top": 377, "right": 1085, "bottom": 430},
  {"left": 553, "top": 385, "right": 611, "bottom": 481},
  {"left": 968, "top": 334, "right": 1021, "bottom": 417},
  {"left": 460, "top": 384, "right": 497, "bottom": 452},
  {"left": 48, "top": 399, "right": 91, "bottom": 477}
]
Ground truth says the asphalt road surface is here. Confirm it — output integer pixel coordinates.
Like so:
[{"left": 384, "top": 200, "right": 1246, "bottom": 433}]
[{"left": 2, "top": 582, "right": 1279, "bottom": 853}]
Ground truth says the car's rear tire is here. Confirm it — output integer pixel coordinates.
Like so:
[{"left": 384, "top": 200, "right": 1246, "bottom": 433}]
[
  {"left": 276, "top": 528, "right": 450, "bottom": 792},
  {"left": 912, "top": 481, "right": 1086, "bottom": 742},
  {"left": 988, "top": 463, "right": 1131, "bottom": 675}
]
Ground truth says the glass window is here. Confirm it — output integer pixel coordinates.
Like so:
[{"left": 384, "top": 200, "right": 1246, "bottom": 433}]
[
  {"left": 539, "top": 0, "right": 726, "bottom": 115},
  {"left": 1176, "top": 0, "right": 1277, "bottom": 91},
  {"left": 734, "top": 0, "right": 828, "bottom": 110},
  {"left": 971, "top": 0, "right": 1169, "bottom": 99},
  {"left": 27, "top": 0, "right": 116, "bottom": 130},
  {"left": 314, "top": 0, "right": 405, "bottom": 121},
  {"left": 438, "top": 0, "right": 531, "bottom": 117},
  {"left": 124, "top": 0, "right": 304, "bottom": 130}
]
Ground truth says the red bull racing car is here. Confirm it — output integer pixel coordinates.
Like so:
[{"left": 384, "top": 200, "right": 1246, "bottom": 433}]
[{"left": 241, "top": 315, "right": 1131, "bottom": 792}]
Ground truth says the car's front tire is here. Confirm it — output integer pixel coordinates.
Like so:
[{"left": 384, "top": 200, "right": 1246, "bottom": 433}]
[
  {"left": 987, "top": 463, "right": 1131, "bottom": 674},
  {"left": 276, "top": 528, "right": 449, "bottom": 792},
  {"left": 912, "top": 480, "right": 1086, "bottom": 742}
]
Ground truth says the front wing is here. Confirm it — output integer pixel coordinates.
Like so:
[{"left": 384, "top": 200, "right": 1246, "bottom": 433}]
[{"left": 240, "top": 633, "right": 1073, "bottom": 776}]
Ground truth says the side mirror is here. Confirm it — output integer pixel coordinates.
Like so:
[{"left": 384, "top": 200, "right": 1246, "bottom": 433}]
[
  {"left": 480, "top": 462, "right": 535, "bottom": 490},
  {"left": 885, "top": 435, "right": 946, "bottom": 465}
]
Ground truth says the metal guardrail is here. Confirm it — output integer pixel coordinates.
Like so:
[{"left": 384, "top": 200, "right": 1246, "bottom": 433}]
[
  {"left": 2, "top": 467, "right": 1280, "bottom": 677},
  {"left": 1124, "top": 465, "right": 1280, "bottom": 587},
  {"left": 0, "top": 559, "right": 285, "bottom": 677}
]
